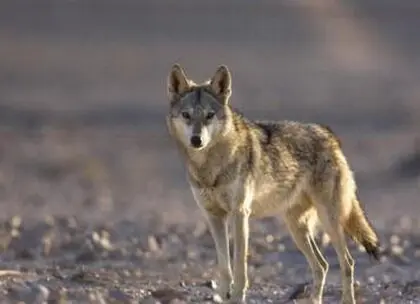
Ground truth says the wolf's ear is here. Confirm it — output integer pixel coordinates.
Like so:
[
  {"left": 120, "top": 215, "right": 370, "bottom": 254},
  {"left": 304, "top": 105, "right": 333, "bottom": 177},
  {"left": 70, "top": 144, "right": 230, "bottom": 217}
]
[
  {"left": 167, "top": 64, "right": 190, "bottom": 100},
  {"left": 210, "top": 65, "right": 232, "bottom": 103}
]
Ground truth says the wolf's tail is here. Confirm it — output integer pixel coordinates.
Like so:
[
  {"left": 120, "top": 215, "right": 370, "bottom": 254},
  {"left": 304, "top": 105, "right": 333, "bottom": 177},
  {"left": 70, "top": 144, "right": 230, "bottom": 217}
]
[{"left": 344, "top": 198, "right": 380, "bottom": 260}]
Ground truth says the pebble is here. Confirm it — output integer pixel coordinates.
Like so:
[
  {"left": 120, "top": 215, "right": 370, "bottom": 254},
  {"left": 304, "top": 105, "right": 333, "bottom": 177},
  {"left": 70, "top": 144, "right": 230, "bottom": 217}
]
[
  {"left": 169, "top": 299, "right": 187, "bottom": 304},
  {"left": 390, "top": 234, "right": 400, "bottom": 245},
  {"left": 321, "top": 233, "right": 330, "bottom": 247},
  {"left": 187, "top": 248, "right": 200, "bottom": 260},
  {"left": 288, "top": 283, "right": 309, "bottom": 300},
  {"left": 10, "top": 215, "right": 22, "bottom": 229},
  {"left": 141, "top": 297, "right": 162, "bottom": 304},
  {"left": 109, "top": 288, "right": 134, "bottom": 303},
  {"left": 204, "top": 279, "right": 218, "bottom": 290},
  {"left": 44, "top": 215, "right": 55, "bottom": 226},
  {"left": 265, "top": 234, "right": 274, "bottom": 243},
  {"left": 192, "top": 221, "right": 208, "bottom": 238},
  {"left": 391, "top": 244, "right": 404, "bottom": 256},
  {"left": 212, "top": 294, "right": 223, "bottom": 303},
  {"left": 358, "top": 244, "right": 366, "bottom": 253},
  {"left": 47, "top": 287, "right": 68, "bottom": 303},
  {"left": 277, "top": 243, "right": 285, "bottom": 252},
  {"left": 9, "top": 282, "right": 50, "bottom": 304},
  {"left": 88, "top": 290, "right": 107, "bottom": 304},
  {"left": 403, "top": 239, "right": 411, "bottom": 248},
  {"left": 150, "top": 288, "right": 187, "bottom": 303},
  {"left": 148, "top": 235, "right": 161, "bottom": 253}
]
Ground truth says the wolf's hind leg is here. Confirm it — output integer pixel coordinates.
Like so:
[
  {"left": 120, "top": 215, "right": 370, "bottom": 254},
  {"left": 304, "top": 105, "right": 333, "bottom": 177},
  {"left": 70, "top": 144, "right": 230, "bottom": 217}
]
[
  {"left": 316, "top": 203, "right": 355, "bottom": 304},
  {"left": 284, "top": 204, "right": 328, "bottom": 304}
]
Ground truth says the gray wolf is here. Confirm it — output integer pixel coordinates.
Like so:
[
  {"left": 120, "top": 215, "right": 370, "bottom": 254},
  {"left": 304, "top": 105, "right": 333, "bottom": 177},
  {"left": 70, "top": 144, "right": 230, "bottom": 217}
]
[{"left": 165, "top": 64, "right": 380, "bottom": 304}]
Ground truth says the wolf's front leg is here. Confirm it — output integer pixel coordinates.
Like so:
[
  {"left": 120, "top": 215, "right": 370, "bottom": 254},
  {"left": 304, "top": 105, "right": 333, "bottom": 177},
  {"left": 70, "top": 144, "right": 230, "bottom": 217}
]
[
  {"left": 230, "top": 207, "right": 251, "bottom": 303},
  {"left": 190, "top": 186, "right": 233, "bottom": 300},
  {"left": 205, "top": 213, "right": 233, "bottom": 300}
]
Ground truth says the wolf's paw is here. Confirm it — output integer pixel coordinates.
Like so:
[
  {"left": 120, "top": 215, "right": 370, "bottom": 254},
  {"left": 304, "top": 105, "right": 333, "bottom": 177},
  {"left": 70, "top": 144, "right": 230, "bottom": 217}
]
[
  {"left": 294, "top": 298, "right": 321, "bottom": 304},
  {"left": 225, "top": 289, "right": 246, "bottom": 304},
  {"left": 217, "top": 281, "right": 232, "bottom": 301},
  {"left": 340, "top": 299, "right": 356, "bottom": 304},
  {"left": 224, "top": 298, "right": 246, "bottom": 304}
]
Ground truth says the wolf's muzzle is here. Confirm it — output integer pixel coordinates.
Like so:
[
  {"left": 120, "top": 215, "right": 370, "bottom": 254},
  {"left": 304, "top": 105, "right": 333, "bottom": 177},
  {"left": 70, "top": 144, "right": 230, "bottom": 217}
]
[{"left": 190, "top": 135, "right": 203, "bottom": 148}]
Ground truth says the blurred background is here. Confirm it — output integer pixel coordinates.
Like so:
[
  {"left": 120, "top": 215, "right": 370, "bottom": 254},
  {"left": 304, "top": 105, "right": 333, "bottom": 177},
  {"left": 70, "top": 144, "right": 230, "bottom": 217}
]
[{"left": 0, "top": 0, "right": 419, "bottom": 229}]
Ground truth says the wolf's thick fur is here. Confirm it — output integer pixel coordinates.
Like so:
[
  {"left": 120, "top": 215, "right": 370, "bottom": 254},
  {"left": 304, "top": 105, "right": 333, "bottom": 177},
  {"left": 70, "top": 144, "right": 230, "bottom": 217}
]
[{"left": 166, "top": 64, "right": 380, "bottom": 304}]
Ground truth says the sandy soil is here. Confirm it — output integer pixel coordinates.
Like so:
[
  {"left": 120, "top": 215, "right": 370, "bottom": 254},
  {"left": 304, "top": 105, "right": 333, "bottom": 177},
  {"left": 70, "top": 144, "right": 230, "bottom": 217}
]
[{"left": 0, "top": 1, "right": 419, "bottom": 303}]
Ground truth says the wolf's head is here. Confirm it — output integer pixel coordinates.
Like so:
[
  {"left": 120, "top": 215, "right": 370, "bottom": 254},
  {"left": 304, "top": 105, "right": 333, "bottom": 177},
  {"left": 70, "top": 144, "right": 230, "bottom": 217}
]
[{"left": 166, "top": 64, "right": 233, "bottom": 151}]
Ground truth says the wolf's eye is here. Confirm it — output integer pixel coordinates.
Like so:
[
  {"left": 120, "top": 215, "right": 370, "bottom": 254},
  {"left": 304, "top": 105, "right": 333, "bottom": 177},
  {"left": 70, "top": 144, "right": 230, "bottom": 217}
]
[
  {"left": 206, "top": 112, "right": 215, "bottom": 120},
  {"left": 181, "top": 112, "right": 191, "bottom": 120}
]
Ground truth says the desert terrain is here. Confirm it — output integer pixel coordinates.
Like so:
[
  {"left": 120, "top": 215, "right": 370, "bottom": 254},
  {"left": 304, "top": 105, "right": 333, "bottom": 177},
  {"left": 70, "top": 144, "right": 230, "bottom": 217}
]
[{"left": 0, "top": 1, "right": 419, "bottom": 303}]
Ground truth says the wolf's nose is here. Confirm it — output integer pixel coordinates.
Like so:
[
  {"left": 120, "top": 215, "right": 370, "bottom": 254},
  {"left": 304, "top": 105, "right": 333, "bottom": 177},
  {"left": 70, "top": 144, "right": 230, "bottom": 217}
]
[{"left": 190, "top": 136, "right": 202, "bottom": 148}]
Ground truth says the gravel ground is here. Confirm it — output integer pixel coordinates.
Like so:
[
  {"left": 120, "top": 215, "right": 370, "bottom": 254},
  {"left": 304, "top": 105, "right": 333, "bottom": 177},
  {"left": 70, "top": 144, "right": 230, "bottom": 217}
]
[{"left": 1, "top": 214, "right": 420, "bottom": 303}]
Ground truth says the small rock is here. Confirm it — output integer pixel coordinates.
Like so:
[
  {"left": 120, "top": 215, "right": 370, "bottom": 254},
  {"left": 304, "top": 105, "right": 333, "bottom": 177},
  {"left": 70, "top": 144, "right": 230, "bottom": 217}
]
[
  {"left": 44, "top": 215, "right": 55, "bottom": 226},
  {"left": 9, "top": 282, "right": 50, "bottom": 304},
  {"left": 92, "top": 231, "right": 101, "bottom": 243},
  {"left": 66, "top": 216, "right": 78, "bottom": 229},
  {"left": 109, "top": 288, "right": 133, "bottom": 303},
  {"left": 212, "top": 294, "right": 223, "bottom": 303},
  {"left": 402, "top": 239, "right": 411, "bottom": 248},
  {"left": 99, "top": 237, "right": 114, "bottom": 251},
  {"left": 169, "top": 299, "right": 187, "bottom": 304},
  {"left": 204, "top": 279, "right": 218, "bottom": 290},
  {"left": 288, "top": 283, "right": 309, "bottom": 300},
  {"left": 10, "top": 216, "right": 22, "bottom": 229},
  {"left": 76, "top": 238, "right": 100, "bottom": 262},
  {"left": 148, "top": 235, "right": 160, "bottom": 252},
  {"left": 358, "top": 244, "right": 366, "bottom": 253},
  {"left": 150, "top": 288, "right": 186, "bottom": 303},
  {"left": 0, "top": 231, "right": 12, "bottom": 251},
  {"left": 141, "top": 296, "right": 162, "bottom": 304},
  {"left": 11, "top": 228, "right": 19, "bottom": 238},
  {"left": 321, "top": 233, "right": 330, "bottom": 247},
  {"left": 47, "top": 287, "right": 67, "bottom": 303},
  {"left": 134, "top": 270, "right": 142, "bottom": 277},
  {"left": 187, "top": 248, "right": 200, "bottom": 260},
  {"left": 265, "top": 234, "right": 274, "bottom": 243},
  {"left": 192, "top": 221, "right": 208, "bottom": 238},
  {"left": 121, "top": 269, "right": 131, "bottom": 277},
  {"left": 88, "top": 290, "right": 106, "bottom": 304},
  {"left": 390, "top": 234, "right": 400, "bottom": 245},
  {"left": 42, "top": 232, "right": 54, "bottom": 256},
  {"left": 391, "top": 244, "right": 404, "bottom": 256}
]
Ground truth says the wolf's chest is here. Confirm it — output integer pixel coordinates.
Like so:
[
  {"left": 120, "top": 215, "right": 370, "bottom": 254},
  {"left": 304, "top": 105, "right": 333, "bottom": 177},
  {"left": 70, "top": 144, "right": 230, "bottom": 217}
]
[
  {"left": 192, "top": 176, "right": 299, "bottom": 218},
  {"left": 190, "top": 177, "right": 243, "bottom": 215}
]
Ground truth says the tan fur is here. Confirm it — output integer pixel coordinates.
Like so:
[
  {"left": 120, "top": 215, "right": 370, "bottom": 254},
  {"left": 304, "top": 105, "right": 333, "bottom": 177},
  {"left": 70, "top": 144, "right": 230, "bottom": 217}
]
[
  {"left": 166, "top": 64, "right": 380, "bottom": 304},
  {"left": 345, "top": 199, "right": 379, "bottom": 258}
]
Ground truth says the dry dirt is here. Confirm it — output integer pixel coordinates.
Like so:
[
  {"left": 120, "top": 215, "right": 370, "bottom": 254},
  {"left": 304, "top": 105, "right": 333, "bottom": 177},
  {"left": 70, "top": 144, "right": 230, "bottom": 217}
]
[{"left": 0, "top": 1, "right": 420, "bottom": 303}]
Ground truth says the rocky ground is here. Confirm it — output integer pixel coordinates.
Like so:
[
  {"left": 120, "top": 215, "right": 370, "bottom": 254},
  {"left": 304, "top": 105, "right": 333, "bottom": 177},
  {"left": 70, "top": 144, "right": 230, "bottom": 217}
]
[{"left": 0, "top": 213, "right": 420, "bottom": 303}]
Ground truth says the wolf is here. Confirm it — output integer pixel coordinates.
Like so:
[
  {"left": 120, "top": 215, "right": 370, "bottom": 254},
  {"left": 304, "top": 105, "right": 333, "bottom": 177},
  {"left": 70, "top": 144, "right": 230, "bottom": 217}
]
[{"left": 165, "top": 64, "right": 380, "bottom": 304}]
